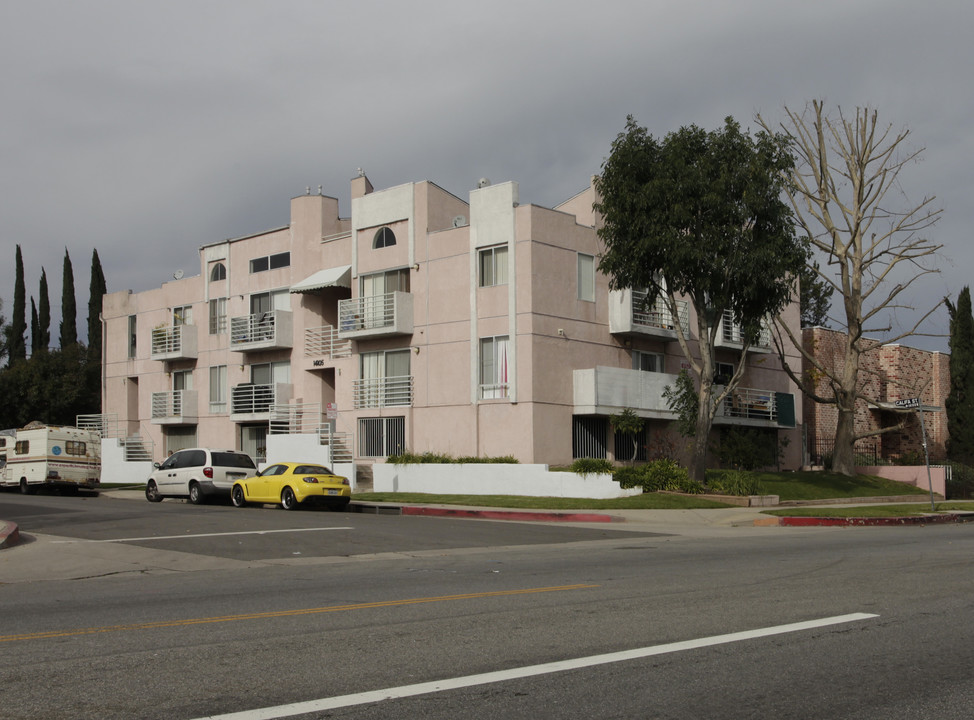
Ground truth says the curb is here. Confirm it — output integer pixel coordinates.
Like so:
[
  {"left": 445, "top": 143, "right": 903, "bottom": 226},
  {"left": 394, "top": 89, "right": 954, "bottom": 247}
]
[
  {"left": 351, "top": 502, "right": 622, "bottom": 523},
  {"left": 758, "top": 513, "right": 974, "bottom": 527},
  {"left": 0, "top": 521, "right": 21, "bottom": 550}
]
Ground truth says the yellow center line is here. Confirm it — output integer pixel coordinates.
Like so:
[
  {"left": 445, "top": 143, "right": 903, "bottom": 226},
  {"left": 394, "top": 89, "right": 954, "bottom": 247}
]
[{"left": 1, "top": 584, "right": 599, "bottom": 643}]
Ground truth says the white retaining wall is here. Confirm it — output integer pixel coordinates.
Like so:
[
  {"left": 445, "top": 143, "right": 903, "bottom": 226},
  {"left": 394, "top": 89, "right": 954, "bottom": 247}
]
[
  {"left": 372, "top": 463, "right": 641, "bottom": 499},
  {"left": 99, "top": 438, "right": 154, "bottom": 485}
]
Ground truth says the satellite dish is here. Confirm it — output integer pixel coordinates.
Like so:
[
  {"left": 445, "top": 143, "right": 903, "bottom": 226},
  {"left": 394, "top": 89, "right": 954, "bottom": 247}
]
[
  {"left": 173, "top": 269, "right": 184, "bottom": 280},
  {"left": 477, "top": 178, "right": 491, "bottom": 188}
]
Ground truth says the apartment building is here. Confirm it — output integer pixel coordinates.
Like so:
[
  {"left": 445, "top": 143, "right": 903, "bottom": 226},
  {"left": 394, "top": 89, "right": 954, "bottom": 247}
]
[
  {"left": 101, "top": 173, "right": 804, "bottom": 472},
  {"left": 802, "top": 327, "right": 949, "bottom": 462}
]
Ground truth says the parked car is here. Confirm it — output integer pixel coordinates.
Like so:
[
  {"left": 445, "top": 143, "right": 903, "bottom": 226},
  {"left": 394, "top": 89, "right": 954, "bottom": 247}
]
[
  {"left": 231, "top": 462, "right": 351, "bottom": 511},
  {"left": 145, "top": 448, "right": 257, "bottom": 504}
]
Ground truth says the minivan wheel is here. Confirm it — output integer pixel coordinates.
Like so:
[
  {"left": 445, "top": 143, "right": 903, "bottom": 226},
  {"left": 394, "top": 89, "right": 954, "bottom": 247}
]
[
  {"left": 188, "top": 482, "right": 205, "bottom": 505},
  {"left": 231, "top": 485, "right": 247, "bottom": 508},
  {"left": 145, "top": 481, "right": 163, "bottom": 503},
  {"left": 281, "top": 487, "right": 298, "bottom": 511}
]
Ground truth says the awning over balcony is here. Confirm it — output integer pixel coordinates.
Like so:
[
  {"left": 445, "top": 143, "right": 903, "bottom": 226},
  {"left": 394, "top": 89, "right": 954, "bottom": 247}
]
[{"left": 290, "top": 265, "right": 352, "bottom": 293}]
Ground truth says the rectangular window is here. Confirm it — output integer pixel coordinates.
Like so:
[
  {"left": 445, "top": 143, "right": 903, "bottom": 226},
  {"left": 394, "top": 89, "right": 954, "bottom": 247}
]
[
  {"left": 241, "top": 425, "right": 268, "bottom": 464},
  {"left": 479, "top": 245, "right": 509, "bottom": 287},
  {"left": 577, "top": 253, "right": 595, "bottom": 302},
  {"left": 164, "top": 427, "right": 198, "bottom": 457},
  {"left": 15, "top": 440, "right": 29, "bottom": 455},
  {"left": 127, "top": 315, "right": 137, "bottom": 359},
  {"left": 209, "top": 365, "right": 227, "bottom": 413},
  {"left": 714, "top": 362, "right": 734, "bottom": 385},
  {"left": 209, "top": 298, "right": 227, "bottom": 335},
  {"left": 250, "top": 252, "right": 290, "bottom": 273},
  {"left": 632, "top": 351, "right": 664, "bottom": 373},
  {"left": 360, "top": 268, "right": 410, "bottom": 296},
  {"left": 65, "top": 441, "right": 87, "bottom": 456},
  {"left": 358, "top": 350, "right": 411, "bottom": 407},
  {"left": 358, "top": 417, "right": 406, "bottom": 457},
  {"left": 479, "top": 336, "right": 510, "bottom": 399},
  {"left": 171, "top": 305, "right": 193, "bottom": 326}
]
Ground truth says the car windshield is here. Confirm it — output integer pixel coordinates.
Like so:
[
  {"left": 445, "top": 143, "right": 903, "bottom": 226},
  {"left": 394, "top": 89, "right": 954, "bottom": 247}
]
[
  {"left": 211, "top": 452, "right": 257, "bottom": 469},
  {"left": 294, "top": 465, "right": 331, "bottom": 475}
]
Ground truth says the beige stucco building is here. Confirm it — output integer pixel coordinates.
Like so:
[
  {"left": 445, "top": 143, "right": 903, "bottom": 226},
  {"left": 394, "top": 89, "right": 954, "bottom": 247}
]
[{"left": 100, "top": 173, "right": 804, "bottom": 476}]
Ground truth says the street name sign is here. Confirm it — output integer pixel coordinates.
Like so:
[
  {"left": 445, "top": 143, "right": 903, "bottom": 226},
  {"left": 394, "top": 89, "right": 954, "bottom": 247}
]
[{"left": 895, "top": 397, "right": 921, "bottom": 409}]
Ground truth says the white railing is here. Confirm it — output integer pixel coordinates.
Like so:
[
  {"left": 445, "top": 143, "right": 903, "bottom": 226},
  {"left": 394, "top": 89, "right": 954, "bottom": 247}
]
[
  {"left": 231, "top": 383, "right": 279, "bottom": 415},
  {"left": 151, "top": 390, "right": 196, "bottom": 419},
  {"left": 151, "top": 326, "right": 184, "bottom": 355},
  {"left": 304, "top": 324, "right": 352, "bottom": 358},
  {"left": 122, "top": 435, "right": 154, "bottom": 462},
  {"left": 230, "top": 310, "right": 292, "bottom": 349},
  {"left": 339, "top": 293, "right": 396, "bottom": 332},
  {"left": 719, "top": 386, "right": 777, "bottom": 422},
  {"left": 719, "top": 310, "right": 771, "bottom": 349},
  {"left": 269, "top": 403, "right": 353, "bottom": 462},
  {"left": 77, "top": 413, "right": 117, "bottom": 438},
  {"left": 480, "top": 383, "right": 510, "bottom": 400},
  {"left": 631, "top": 291, "right": 690, "bottom": 335},
  {"left": 353, "top": 375, "right": 413, "bottom": 409}
]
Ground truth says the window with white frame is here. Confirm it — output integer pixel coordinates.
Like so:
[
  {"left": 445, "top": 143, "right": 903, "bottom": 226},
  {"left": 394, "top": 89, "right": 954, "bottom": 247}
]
[
  {"left": 210, "top": 262, "right": 226, "bottom": 281},
  {"left": 209, "top": 365, "right": 227, "bottom": 413},
  {"left": 480, "top": 335, "right": 510, "bottom": 399},
  {"left": 171, "top": 305, "right": 193, "bottom": 326},
  {"left": 632, "top": 350, "right": 665, "bottom": 373},
  {"left": 127, "top": 315, "right": 137, "bottom": 359},
  {"left": 577, "top": 253, "right": 595, "bottom": 302},
  {"left": 372, "top": 227, "right": 397, "bottom": 248},
  {"left": 250, "top": 252, "right": 290, "bottom": 273},
  {"left": 209, "top": 297, "right": 227, "bottom": 335},
  {"left": 714, "top": 362, "right": 734, "bottom": 385},
  {"left": 359, "top": 350, "right": 411, "bottom": 407},
  {"left": 479, "top": 245, "right": 509, "bottom": 287},
  {"left": 164, "top": 427, "right": 198, "bottom": 456},
  {"left": 360, "top": 268, "right": 410, "bottom": 296}
]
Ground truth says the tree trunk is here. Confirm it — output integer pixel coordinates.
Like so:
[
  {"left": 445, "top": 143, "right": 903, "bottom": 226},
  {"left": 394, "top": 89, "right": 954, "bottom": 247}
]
[
  {"left": 832, "top": 403, "right": 857, "bottom": 476},
  {"left": 689, "top": 380, "right": 714, "bottom": 485}
]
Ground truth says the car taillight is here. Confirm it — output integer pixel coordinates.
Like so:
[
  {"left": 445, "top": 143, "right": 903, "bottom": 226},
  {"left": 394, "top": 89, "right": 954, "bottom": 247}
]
[
  {"left": 341, "top": 477, "right": 349, "bottom": 486},
  {"left": 204, "top": 467, "right": 213, "bottom": 478},
  {"left": 303, "top": 477, "right": 319, "bottom": 484}
]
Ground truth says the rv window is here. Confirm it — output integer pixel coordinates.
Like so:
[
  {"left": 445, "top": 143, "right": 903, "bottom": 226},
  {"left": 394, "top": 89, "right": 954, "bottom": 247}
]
[
  {"left": 15, "top": 440, "right": 29, "bottom": 455},
  {"left": 66, "top": 441, "right": 86, "bottom": 456}
]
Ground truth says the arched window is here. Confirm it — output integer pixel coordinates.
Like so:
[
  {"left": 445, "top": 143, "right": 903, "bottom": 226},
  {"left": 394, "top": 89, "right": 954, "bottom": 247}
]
[
  {"left": 210, "top": 262, "right": 227, "bottom": 281},
  {"left": 373, "top": 227, "right": 396, "bottom": 248}
]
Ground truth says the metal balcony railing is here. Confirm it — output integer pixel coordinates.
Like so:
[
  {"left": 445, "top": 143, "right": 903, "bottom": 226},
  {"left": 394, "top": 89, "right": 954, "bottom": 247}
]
[
  {"left": 150, "top": 324, "right": 197, "bottom": 360},
  {"left": 631, "top": 291, "right": 690, "bottom": 335},
  {"left": 151, "top": 390, "right": 197, "bottom": 421},
  {"left": 304, "top": 324, "right": 352, "bottom": 358},
  {"left": 268, "top": 402, "right": 353, "bottom": 463},
  {"left": 353, "top": 375, "right": 413, "bottom": 409},
  {"left": 719, "top": 310, "right": 771, "bottom": 349},
  {"left": 340, "top": 293, "right": 396, "bottom": 332},
  {"left": 230, "top": 310, "right": 292, "bottom": 350},
  {"left": 230, "top": 383, "right": 279, "bottom": 415},
  {"left": 719, "top": 386, "right": 777, "bottom": 422}
]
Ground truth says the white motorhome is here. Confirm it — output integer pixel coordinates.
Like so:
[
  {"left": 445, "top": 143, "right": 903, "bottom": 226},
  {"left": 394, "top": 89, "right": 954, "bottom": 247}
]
[{"left": 1, "top": 422, "right": 101, "bottom": 494}]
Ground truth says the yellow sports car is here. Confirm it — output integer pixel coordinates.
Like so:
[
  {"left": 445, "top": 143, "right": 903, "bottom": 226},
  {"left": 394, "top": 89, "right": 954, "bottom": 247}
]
[{"left": 231, "top": 462, "right": 351, "bottom": 511}]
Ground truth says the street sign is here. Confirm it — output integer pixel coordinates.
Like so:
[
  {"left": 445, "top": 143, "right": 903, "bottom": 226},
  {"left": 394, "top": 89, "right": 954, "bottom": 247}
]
[{"left": 894, "top": 397, "right": 921, "bottom": 409}]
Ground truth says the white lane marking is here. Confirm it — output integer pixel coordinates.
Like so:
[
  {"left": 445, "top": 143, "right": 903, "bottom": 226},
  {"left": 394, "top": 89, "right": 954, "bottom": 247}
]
[
  {"left": 195, "top": 612, "right": 878, "bottom": 720},
  {"left": 51, "top": 527, "right": 353, "bottom": 544}
]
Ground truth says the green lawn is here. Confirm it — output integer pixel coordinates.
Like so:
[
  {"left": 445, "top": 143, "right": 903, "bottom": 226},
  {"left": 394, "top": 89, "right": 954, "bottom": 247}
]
[
  {"left": 353, "top": 469, "right": 932, "bottom": 510},
  {"left": 762, "top": 502, "right": 974, "bottom": 518}
]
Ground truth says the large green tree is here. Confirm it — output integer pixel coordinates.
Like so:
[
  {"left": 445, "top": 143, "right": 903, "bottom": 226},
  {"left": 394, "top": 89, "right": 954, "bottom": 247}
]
[
  {"left": 595, "top": 116, "right": 806, "bottom": 483},
  {"left": 30, "top": 298, "right": 40, "bottom": 355},
  {"left": 60, "top": 248, "right": 78, "bottom": 348},
  {"left": 946, "top": 287, "right": 974, "bottom": 465},
  {"left": 6, "top": 244, "right": 27, "bottom": 365}
]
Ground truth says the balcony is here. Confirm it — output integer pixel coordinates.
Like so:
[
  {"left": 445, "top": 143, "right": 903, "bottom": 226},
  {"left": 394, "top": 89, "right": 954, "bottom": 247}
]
[
  {"left": 150, "top": 325, "right": 198, "bottom": 361},
  {"left": 303, "top": 324, "right": 352, "bottom": 369},
  {"left": 573, "top": 366, "right": 679, "bottom": 417},
  {"left": 338, "top": 292, "right": 413, "bottom": 340},
  {"left": 230, "top": 383, "right": 293, "bottom": 421},
  {"left": 714, "top": 386, "right": 780, "bottom": 426},
  {"left": 352, "top": 375, "right": 413, "bottom": 409},
  {"left": 609, "top": 289, "right": 689, "bottom": 341},
  {"left": 230, "top": 310, "right": 293, "bottom": 352},
  {"left": 715, "top": 310, "right": 772, "bottom": 352},
  {"left": 151, "top": 390, "right": 198, "bottom": 425}
]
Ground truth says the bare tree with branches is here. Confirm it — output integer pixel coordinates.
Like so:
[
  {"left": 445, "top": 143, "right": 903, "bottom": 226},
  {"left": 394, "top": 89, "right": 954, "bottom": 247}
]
[{"left": 758, "top": 100, "right": 943, "bottom": 476}]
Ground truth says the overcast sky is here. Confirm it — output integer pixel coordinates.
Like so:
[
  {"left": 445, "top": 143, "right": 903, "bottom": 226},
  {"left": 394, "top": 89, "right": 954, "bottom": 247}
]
[{"left": 1, "top": 0, "right": 969, "bottom": 352}]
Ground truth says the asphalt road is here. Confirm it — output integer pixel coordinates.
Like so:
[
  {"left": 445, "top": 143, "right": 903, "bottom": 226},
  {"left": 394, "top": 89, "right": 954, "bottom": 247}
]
[{"left": 2, "top": 491, "right": 974, "bottom": 719}]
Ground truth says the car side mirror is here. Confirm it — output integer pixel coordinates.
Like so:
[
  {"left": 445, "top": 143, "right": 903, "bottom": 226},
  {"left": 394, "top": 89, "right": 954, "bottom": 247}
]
[{"left": 153, "top": 462, "right": 161, "bottom": 469}]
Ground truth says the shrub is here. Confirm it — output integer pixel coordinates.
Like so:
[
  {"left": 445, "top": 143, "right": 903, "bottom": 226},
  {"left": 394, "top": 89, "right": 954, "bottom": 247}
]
[
  {"left": 616, "top": 459, "right": 704, "bottom": 494},
  {"left": 947, "top": 461, "right": 974, "bottom": 500},
  {"left": 389, "top": 451, "right": 519, "bottom": 465},
  {"left": 570, "top": 457, "right": 614, "bottom": 475},
  {"left": 708, "top": 469, "right": 763, "bottom": 496}
]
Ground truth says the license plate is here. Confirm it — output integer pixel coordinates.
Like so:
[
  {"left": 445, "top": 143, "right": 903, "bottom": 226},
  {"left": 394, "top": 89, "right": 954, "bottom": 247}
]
[
  {"left": 228, "top": 473, "right": 245, "bottom": 480},
  {"left": 327, "top": 489, "right": 338, "bottom": 496}
]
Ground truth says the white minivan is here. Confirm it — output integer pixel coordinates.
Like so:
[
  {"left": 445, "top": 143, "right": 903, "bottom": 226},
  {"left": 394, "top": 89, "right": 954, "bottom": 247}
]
[{"left": 145, "top": 448, "right": 256, "bottom": 504}]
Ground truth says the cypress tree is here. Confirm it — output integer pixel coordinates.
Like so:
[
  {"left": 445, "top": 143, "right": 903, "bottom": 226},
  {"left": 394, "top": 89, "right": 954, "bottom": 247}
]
[
  {"left": 38, "top": 268, "right": 51, "bottom": 352},
  {"left": 30, "top": 298, "right": 39, "bottom": 355},
  {"left": 946, "top": 286, "right": 974, "bottom": 465},
  {"left": 60, "top": 248, "right": 78, "bottom": 348},
  {"left": 87, "top": 249, "right": 106, "bottom": 362},
  {"left": 6, "top": 244, "right": 27, "bottom": 365}
]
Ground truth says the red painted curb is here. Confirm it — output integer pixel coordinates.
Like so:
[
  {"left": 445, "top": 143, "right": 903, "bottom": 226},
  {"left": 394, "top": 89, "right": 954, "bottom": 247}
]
[
  {"left": 778, "top": 514, "right": 970, "bottom": 527},
  {"left": 401, "top": 507, "right": 620, "bottom": 523}
]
